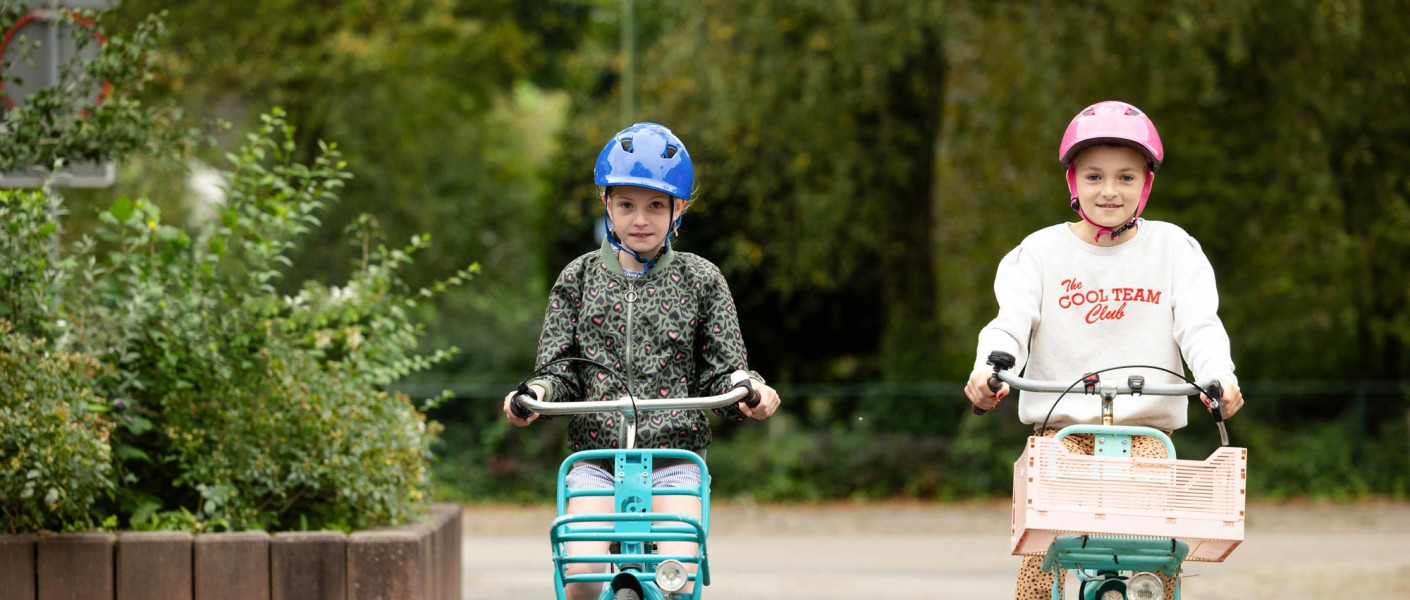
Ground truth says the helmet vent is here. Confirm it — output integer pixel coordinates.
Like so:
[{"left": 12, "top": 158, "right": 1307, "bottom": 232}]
[
  {"left": 663, "top": 145, "right": 678, "bottom": 159},
  {"left": 620, "top": 138, "right": 634, "bottom": 152}
]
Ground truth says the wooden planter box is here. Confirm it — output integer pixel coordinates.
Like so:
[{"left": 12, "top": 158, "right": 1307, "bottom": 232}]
[{"left": 0, "top": 503, "right": 462, "bottom": 600}]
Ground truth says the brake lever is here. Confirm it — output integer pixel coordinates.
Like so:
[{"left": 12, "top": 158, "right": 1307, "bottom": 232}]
[{"left": 1204, "top": 381, "right": 1229, "bottom": 446}]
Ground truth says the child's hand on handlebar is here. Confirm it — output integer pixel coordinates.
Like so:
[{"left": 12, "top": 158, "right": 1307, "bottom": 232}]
[
  {"left": 739, "top": 382, "right": 781, "bottom": 420},
  {"left": 502, "top": 384, "right": 545, "bottom": 427},
  {"left": 1203, "top": 379, "right": 1243, "bottom": 420},
  {"left": 964, "top": 368, "right": 1008, "bottom": 411}
]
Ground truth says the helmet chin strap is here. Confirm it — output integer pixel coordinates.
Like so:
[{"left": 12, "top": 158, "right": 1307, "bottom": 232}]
[
  {"left": 602, "top": 191, "right": 681, "bottom": 274},
  {"left": 1070, "top": 197, "right": 1137, "bottom": 242},
  {"left": 1065, "top": 166, "right": 1151, "bottom": 242}
]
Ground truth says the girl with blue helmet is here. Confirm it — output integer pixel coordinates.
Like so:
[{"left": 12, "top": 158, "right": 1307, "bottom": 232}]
[
  {"left": 593, "top": 122, "right": 695, "bottom": 273},
  {"left": 503, "top": 122, "right": 782, "bottom": 599}
]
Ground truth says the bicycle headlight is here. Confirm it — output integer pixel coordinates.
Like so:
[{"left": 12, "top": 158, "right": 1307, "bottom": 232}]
[
  {"left": 1127, "top": 572, "right": 1165, "bottom": 600},
  {"left": 654, "top": 559, "right": 688, "bottom": 592}
]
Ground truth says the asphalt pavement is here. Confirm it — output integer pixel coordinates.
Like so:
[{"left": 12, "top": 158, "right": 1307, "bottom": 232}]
[{"left": 460, "top": 501, "right": 1410, "bottom": 599}]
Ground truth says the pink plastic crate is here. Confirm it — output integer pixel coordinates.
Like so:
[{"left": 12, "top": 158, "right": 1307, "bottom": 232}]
[{"left": 1011, "top": 436, "right": 1247, "bottom": 562}]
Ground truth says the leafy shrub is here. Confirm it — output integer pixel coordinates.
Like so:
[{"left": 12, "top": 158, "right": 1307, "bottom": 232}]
[
  {"left": 0, "top": 190, "right": 72, "bottom": 338},
  {"left": 162, "top": 348, "right": 441, "bottom": 531},
  {"left": 4, "top": 1, "right": 466, "bottom": 531},
  {"left": 434, "top": 403, "right": 1031, "bottom": 504},
  {"left": 431, "top": 404, "right": 562, "bottom": 503},
  {"left": 708, "top": 418, "right": 997, "bottom": 502},
  {"left": 1242, "top": 411, "right": 1409, "bottom": 501},
  {"left": 0, "top": 322, "right": 114, "bottom": 533},
  {"left": 52, "top": 110, "right": 471, "bottom": 531},
  {"left": 1, "top": 110, "right": 470, "bottom": 532}
]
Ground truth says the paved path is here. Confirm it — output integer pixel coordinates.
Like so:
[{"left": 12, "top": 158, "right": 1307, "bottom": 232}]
[{"left": 460, "top": 501, "right": 1410, "bottom": 599}]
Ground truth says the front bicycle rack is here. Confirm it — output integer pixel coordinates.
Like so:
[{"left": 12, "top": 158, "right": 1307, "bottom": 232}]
[{"left": 550, "top": 448, "right": 711, "bottom": 600}]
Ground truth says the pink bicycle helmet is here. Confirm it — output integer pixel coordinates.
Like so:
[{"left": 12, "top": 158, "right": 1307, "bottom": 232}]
[{"left": 1059, "top": 101, "right": 1163, "bottom": 240}]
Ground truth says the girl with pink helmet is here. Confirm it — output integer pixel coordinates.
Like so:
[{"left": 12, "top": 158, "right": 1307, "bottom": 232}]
[
  {"left": 962, "top": 101, "right": 1246, "bottom": 599},
  {"left": 1059, "top": 100, "right": 1165, "bottom": 242}
]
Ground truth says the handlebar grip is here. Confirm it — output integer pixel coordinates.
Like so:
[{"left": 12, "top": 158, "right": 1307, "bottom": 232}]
[
  {"left": 973, "top": 351, "right": 1017, "bottom": 416},
  {"left": 973, "top": 375, "right": 1004, "bottom": 416},
  {"left": 986, "top": 376, "right": 1004, "bottom": 393},
  {"left": 1204, "top": 381, "right": 1225, "bottom": 423},
  {"left": 733, "top": 378, "right": 761, "bottom": 408},
  {"left": 510, "top": 383, "right": 537, "bottom": 419}
]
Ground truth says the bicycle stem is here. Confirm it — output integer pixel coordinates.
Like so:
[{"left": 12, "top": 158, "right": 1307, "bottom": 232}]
[{"left": 1099, "top": 379, "right": 1117, "bottom": 426}]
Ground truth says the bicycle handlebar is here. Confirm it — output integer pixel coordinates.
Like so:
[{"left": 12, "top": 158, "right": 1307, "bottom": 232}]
[
  {"left": 510, "top": 370, "right": 761, "bottom": 418},
  {"left": 974, "top": 351, "right": 1231, "bottom": 444},
  {"left": 993, "top": 368, "right": 1218, "bottom": 396}
]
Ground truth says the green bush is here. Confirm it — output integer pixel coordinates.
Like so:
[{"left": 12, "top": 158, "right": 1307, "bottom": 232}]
[
  {"left": 442, "top": 411, "right": 1031, "bottom": 504},
  {"left": 1242, "top": 412, "right": 1408, "bottom": 501},
  {"left": 1, "top": 110, "right": 470, "bottom": 532},
  {"left": 0, "top": 322, "right": 115, "bottom": 533},
  {"left": 707, "top": 416, "right": 1018, "bottom": 502},
  {"left": 70, "top": 111, "right": 469, "bottom": 531},
  {"left": 3, "top": 4, "right": 467, "bottom": 532},
  {"left": 0, "top": 190, "right": 72, "bottom": 338},
  {"left": 162, "top": 349, "right": 441, "bottom": 531}
]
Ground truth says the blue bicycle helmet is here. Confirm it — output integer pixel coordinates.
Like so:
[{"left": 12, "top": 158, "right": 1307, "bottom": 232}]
[
  {"left": 594, "top": 123, "right": 694, "bottom": 274},
  {"left": 594, "top": 122, "right": 693, "bottom": 199}
]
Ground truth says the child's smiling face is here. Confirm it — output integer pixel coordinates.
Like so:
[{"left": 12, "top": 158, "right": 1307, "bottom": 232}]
[
  {"left": 1071, "top": 144, "right": 1149, "bottom": 232},
  {"left": 606, "top": 185, "right": 686, "bottom": 261}
]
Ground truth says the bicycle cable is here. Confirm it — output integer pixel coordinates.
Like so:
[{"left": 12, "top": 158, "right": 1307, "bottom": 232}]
[
  {"left": 1038, "top": 363, "right": 1208, "bottom": 433},
  {"left": 520, "top": 356, "right": 639, "bottom": 426}
]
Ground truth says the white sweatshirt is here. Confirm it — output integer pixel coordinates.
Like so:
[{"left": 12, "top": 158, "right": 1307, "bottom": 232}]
[{"left": 973, "top": 220, "right": 1236, "bottom": 431}]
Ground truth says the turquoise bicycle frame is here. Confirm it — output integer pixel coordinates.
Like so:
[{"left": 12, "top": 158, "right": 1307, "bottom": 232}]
[
  {"left": 1043, "top": 424, "right": 1185, "bottom": 600},
  {"left": 550, "top": 448, "right": 711, "bottom": 600}
]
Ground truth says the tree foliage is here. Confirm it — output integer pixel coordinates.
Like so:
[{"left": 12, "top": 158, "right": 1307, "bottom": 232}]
[
  {"left": 107, "top": 0, "right": 591, "bottom": 382},
  {"left": 550, "top": 1, "right": 1408, "bottom": 375},
  {"left": 7, "top": 1, "right": 1405, "bottom": 504},
  {"left": 535, "top": 0, "right": 1407, "bottom": 496}
]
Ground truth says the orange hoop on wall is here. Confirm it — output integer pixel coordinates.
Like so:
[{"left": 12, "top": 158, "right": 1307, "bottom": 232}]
[{"left": 0, "top": 9, "right": 112, "bottom": 109}]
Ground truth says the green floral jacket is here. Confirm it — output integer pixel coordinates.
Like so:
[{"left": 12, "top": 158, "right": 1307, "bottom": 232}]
[{"left": 527, "top": 239, "right": 759, "bottom": 453}]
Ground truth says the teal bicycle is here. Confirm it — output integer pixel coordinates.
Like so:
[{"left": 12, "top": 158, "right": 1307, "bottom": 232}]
[
  {"left": 511, "top": 368, "right": 759, "bottom": 600},
  {"left": 982, "top": 351, "right": 1247, "bottom": 600}
]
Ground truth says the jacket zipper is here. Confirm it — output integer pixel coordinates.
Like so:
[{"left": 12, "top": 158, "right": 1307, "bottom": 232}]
[{"left": 623, "top": 278, "right": 637, "bottom": 447}]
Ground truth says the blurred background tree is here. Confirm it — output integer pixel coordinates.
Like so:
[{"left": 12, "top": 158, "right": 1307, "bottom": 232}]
[
  {"left": 26, "top": 0, "right": 1405, "bottom": 501},
  {"left": 102, "top": 0, "right": 589, "bottom": 383}
]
